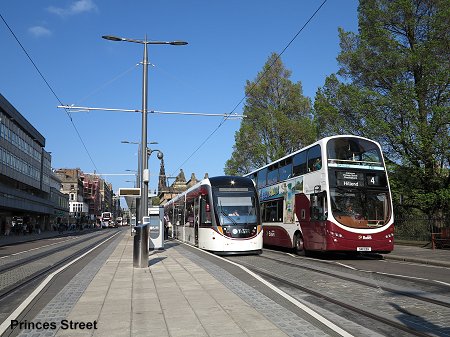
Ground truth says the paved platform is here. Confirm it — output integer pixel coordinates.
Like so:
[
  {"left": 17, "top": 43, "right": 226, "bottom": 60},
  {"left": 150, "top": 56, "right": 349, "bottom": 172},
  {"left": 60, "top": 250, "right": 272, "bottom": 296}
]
[
  {"left": 3, "top": 230, "right": 450, "bottom": 337},
  {"left": 63, "top": 233, "right": 292, "bottom": 337},
  {"left": 19, "top": 232, "right": 292, "bottom": 337}
]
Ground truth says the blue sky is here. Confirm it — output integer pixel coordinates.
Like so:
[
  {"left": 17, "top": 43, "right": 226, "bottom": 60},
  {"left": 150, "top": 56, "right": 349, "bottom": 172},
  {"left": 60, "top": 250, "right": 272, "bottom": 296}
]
[{"left": 1, "top": 0, "right": 358, "bottom": 206}]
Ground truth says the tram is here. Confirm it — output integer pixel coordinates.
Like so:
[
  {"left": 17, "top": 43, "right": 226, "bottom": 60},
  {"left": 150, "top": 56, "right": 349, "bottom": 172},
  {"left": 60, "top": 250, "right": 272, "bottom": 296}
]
[
  {"left": 244, "top": 135, "right": 394, "bottom": 255},
  {"left": 164, "top": 176, "right": 263, "bottom": 255}
]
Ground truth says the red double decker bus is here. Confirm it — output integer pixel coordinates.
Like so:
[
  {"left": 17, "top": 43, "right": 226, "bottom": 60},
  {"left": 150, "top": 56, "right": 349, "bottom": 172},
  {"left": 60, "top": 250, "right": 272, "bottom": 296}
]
[{"left": 244, "top": 135, "right": 394, "bottom": 255}]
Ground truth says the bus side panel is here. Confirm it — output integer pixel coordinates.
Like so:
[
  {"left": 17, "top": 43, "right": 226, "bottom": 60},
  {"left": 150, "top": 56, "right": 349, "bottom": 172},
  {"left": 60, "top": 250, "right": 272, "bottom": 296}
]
[
  {"left": 295, "top": 193, "right": 327, "bottom": 251},
  {"left": 263, "top": 224, "right": 293, "bottom": 248}
]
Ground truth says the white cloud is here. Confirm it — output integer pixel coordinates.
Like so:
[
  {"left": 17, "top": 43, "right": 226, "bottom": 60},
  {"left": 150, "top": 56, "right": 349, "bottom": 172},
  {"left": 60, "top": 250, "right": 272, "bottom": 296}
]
[
  {"left": 48, "top": 0, "right": 98, "bottom": 17},
  {"left": 29, "top": 26, "right": 52, "bottom": 37}
]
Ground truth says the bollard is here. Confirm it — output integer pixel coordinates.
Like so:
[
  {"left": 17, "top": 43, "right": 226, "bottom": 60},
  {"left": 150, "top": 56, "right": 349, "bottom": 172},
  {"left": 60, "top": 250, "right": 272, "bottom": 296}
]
[{"left": 133, "top": 225, "right": 149, "bottom": 268}]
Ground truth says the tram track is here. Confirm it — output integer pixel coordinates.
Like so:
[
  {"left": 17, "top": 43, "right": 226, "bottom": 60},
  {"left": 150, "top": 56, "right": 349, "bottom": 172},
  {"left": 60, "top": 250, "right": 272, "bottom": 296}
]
[
  {"left": 0, "top": 231, "right": 107, "bottom": 275},
  {"left": 239, "top": 261, "right": 432, "bottom": 337},
  {"left": 257, "top": 253, "right": 450, "bottom": 308},
  {"left": 226, "top": 251, "right": 450, "bottom": 337},
  {"left": 0, "top": 230, "right": 119, "bottom": 304}
]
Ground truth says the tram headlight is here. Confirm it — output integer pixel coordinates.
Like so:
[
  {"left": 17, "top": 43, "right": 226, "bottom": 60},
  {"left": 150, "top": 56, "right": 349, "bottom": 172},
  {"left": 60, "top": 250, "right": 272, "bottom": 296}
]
[
  {"left": 220, "top": 226, "right": 232, "bottom": 237},
  {"left": 385, "top": 233, "right": 394, "bottom": 239}
]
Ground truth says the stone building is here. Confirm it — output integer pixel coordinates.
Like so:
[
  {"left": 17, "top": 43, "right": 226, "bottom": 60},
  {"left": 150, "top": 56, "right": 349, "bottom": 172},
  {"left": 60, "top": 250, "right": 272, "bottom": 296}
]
[
  {"left": 157, "top": 158, "right": 209, "bottom": 205},
  {"left": 82, "top": 173, "right": 103, "bottom": 225},
  {"left": 54, "top": 168, "right": 88, "bottom": 226},
  {"left": 55, "top": 168, "right": 115, "bottom": 226}
]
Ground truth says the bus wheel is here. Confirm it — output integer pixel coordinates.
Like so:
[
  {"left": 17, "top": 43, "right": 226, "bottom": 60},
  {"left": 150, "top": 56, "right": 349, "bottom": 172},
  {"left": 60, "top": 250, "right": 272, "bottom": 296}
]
[{"left": 294, "top": 233, "right": 307, "bottom": 256}]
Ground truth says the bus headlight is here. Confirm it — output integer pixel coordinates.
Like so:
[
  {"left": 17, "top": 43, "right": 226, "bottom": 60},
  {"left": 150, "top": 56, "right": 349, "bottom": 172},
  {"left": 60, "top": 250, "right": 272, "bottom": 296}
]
[{"left": 327, "top": 230, "right": 343, "bottom": 238}]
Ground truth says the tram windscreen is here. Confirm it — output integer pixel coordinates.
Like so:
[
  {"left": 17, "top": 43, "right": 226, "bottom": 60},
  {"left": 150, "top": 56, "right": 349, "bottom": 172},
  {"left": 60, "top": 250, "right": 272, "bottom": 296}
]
[
  {"left": 330, "top": 189, "right": 390, "bottom": 228},
  {"left": 215, "top": 193, "right": 258, "bottom": 225}
]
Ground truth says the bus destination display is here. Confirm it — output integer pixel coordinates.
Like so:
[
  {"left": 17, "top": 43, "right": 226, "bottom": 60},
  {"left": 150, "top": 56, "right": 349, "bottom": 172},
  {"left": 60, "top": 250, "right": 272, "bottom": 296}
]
[{"left": 337, "top": 171, "right": 365, "bottom": 187}]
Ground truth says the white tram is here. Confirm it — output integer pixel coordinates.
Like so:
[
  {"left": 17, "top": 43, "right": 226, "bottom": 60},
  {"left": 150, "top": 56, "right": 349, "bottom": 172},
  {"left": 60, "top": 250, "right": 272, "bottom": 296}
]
[{"left": 164, "top": 176, "right": 263, "bottom": 255}]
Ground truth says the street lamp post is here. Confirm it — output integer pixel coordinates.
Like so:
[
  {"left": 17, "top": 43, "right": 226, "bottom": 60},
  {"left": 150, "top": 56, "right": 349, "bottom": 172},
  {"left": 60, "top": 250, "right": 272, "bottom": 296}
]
[
  {"left": 146, "top": 148, "right": 164, "bottom": 204},
  {"left": 122, "top": 140, "right": 157, "bottom": 222},
  {"left": 105, "top": 35, "right": 187, "bottom": 222},
  {"left": 121, "top": 140, "right": 158, "bottom": 190}
]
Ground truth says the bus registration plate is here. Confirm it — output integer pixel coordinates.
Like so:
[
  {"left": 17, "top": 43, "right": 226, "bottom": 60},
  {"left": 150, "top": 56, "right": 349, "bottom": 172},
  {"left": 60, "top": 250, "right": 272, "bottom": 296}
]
[{"left": 357, "top": 247, "right": 372, "bottom": 252}]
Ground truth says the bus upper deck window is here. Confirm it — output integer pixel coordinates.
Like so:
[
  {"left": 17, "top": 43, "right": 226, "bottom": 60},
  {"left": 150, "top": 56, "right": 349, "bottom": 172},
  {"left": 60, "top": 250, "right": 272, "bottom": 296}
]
[
  {"left": 293, "top": 151, "right": 307, "bottom": 176},
  {"left": 307, "top": 145, "right": 322, "bottom": 172}
]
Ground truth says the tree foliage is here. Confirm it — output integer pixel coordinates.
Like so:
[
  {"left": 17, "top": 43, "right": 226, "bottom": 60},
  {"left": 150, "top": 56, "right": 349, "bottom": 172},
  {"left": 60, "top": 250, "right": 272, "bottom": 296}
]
[
  {"left": 225, "top": 53, "right": 316, "bottom": 175},
  {"left": 314, "top": 0, "right": 449, "bottom": 217}
]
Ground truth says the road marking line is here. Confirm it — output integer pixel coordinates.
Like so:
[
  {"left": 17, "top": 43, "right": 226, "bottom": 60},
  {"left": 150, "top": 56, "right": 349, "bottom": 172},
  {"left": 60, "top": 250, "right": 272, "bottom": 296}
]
[
  {"left": 434, "top": 280, "right": 450, "bottom": 287},
  {"left": 335, "top": 262, "right": 357, "bottom": 270},
  {"left": 376, "top": 271, "right": 428, "bottom": 281},
  {"left": 0, "top": 232, "right": 120, "bottom": 335}
]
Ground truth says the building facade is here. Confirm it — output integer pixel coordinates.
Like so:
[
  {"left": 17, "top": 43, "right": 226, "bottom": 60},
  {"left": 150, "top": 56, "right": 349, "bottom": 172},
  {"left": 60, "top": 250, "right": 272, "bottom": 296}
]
[
  {"left": 82, "top": 173, "right": 102, "bottom": 225},
  {"left": 99, "top": 179, "right": 113, "bottom": 216},
  {"left": 157, "top": 164, "right": 209, "bottom": 206},
  {"left": 0, "top": 93, "right": 64, "bottom": 233},
  {"left": 49, "top": 171, "right": 70, "bottom": 229},
  {"left": 53, "top": 168, "right": 86, "bottom": 226},
  {"left": 54, "top": 169, "right": 117, "bottom": 226}
]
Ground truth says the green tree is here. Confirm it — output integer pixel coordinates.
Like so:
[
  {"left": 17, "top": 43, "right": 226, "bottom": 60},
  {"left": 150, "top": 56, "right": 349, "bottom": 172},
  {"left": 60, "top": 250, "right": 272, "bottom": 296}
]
[
  {"left": 314, "top": 0, "right": 449, "bottom": 218},
  {"left": 225, "top": 53, "right": 316, "bottom": 175}
]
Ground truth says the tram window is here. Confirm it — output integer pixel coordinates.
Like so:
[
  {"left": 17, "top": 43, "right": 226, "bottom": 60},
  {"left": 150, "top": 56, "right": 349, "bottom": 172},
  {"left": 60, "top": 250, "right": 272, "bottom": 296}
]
[
  {"left": 200, "top": 196, "right": 212, "bottom": 226},
  {"left": 307, "top": 145, "right": 322, "bottom": 172},
  {"left": 257, "top": 168, "right": 268, "bottom": 188},
  {"left": 267, "top": 164, "right": 279, "bottom": 185},
  {"left": 185, "top": 202, "right": 194, "bottom": 227},
  {"left": 293, "top": 151, "right": 307, "bottom": 176},
  {"left": 279, "top": 158, "right": 292, "bottom": 180},
  {"left": 175, "top": 205, "right": 183, "bottom": 225},
  {"left": 189, "top": 206, "right": 194, "bottom": 225}
]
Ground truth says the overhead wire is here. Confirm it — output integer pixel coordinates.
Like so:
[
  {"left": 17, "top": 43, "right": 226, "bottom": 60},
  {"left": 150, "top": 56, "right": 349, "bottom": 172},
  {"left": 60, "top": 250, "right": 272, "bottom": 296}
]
[
  {"left": 0, "top": 12, "right": 99, "bottom": 173},
  {"left": 75, "top": 63, "right": 140, "bottom": 105},
  {"left": 170, "top": 0, "right": 328, "bottom": 177},
  {"left": 1, "top": 0, "right": 328, "bottom": 184}
]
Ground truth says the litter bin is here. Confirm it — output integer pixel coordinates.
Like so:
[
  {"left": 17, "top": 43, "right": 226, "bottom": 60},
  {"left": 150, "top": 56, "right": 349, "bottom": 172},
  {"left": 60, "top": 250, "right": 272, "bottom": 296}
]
[{"left": 133, "top": 224, "right": 149, "bottom": 268}]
